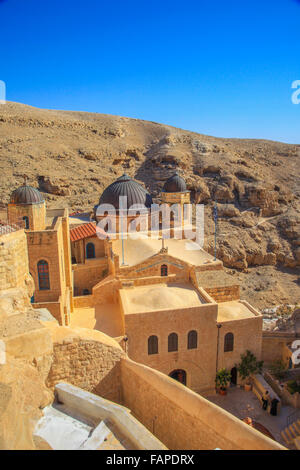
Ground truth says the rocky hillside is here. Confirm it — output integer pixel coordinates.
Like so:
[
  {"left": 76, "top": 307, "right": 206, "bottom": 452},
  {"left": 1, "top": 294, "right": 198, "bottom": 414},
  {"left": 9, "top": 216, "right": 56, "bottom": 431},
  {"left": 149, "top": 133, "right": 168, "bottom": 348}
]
[{"left": 0, "top": 102, "right": 299, "bottom": 309}]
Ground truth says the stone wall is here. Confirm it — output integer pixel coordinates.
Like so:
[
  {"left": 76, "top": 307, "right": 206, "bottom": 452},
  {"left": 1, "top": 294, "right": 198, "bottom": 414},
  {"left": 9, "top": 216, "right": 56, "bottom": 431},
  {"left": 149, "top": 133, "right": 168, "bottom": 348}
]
[
  {"left": 0, "top": 230, "right": 30, "bottom": 291},
  {"left": 205, "top": 285, "right": 240, "bottom": 302},
  {"left": 8, "top": 202, "right": 46, "bottom": 231},
  {"left": 122, "top": 299, "right": 218, "bottom": 394},
  {"left": 116, "top": 253, "right": 190, "bottom": 283},
  {"left": 46, "top": 330, "right": 125, "bottom": 403},
  {"left": 262, "top": 334, "right": 289, "bottom": 366},
  {"left": 218, "top": 316, "right": 263, "bottom": 373},
  {"left": 73, "top": 258, "right": 108, "bottom": 296},
  {"left": 92, "top": 275, "right": 121, "bottom": 304},
  {"left": 120, "top": 358, "right": 285, "bottom": 450}
]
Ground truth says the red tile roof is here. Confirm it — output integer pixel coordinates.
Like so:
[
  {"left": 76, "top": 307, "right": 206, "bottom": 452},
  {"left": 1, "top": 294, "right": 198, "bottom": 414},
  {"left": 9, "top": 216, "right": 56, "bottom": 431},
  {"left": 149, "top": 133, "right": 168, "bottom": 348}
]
[
  {"left": 70, "top": 222, "right": 109, "bottom": 242},
  {"left": 70, "top": 222, "right": 97, "bottom": 242}
]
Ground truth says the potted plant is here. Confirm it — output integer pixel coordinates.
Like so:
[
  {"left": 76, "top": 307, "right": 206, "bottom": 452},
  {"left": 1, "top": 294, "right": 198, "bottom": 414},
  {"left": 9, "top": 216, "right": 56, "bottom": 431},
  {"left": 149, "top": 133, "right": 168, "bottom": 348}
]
[
  {"left": 215, "top": 368, "right": 232, "bottom": 395},
  {"left": 237, "top": 350, "right": 263, "bottom": 391}
]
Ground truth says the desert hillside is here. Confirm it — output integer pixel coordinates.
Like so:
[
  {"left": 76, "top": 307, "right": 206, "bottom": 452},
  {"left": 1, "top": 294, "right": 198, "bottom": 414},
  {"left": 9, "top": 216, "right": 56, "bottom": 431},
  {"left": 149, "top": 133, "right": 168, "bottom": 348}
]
[{"left": 0, "top": 102, "right": 299, "bottom": 309}]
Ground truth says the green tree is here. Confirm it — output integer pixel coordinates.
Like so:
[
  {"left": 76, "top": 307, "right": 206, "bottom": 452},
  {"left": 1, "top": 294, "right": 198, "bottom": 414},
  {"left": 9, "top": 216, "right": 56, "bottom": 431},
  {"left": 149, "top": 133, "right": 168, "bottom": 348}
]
[
  {"left": 236, "top": 350, "right": 263, "bottom": 385},
  {"left": 215, "top": 368, "right": 232, "bottom": 391}
]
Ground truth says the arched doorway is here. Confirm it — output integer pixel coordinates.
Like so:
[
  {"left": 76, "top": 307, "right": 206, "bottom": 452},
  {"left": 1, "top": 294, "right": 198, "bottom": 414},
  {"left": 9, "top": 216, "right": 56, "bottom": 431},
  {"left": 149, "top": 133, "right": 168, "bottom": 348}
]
[
  {"left": 169, "top": 369, "right": 186, "bottom": 386},
  {"left": 230, "top": 366, "right": 237, "bottom": 386}
]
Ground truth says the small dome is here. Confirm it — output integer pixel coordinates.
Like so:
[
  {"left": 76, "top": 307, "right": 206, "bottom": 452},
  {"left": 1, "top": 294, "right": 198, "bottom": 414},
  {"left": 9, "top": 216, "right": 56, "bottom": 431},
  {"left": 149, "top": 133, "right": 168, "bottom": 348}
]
[
  {"left": 10, "top": 183, "right": 44, "bottom": 205},
  {"left": 163, "top": 172, "right": 187, "bottom": 193},
  {"left": 99, "top": 174, "right": 153, "bottom": 211}
]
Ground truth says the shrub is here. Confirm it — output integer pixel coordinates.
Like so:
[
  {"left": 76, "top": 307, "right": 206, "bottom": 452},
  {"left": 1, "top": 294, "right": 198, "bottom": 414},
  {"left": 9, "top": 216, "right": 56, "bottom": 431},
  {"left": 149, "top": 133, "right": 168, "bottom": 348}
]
[
  {"left": 286, "top": 380, "right": 300, "bottom": 395},
  {"left": 215, "top": 368, "right": 232, "bottom": 390},
  {"left": 236, "top": 350, "right": 263, "bottom": 384}
]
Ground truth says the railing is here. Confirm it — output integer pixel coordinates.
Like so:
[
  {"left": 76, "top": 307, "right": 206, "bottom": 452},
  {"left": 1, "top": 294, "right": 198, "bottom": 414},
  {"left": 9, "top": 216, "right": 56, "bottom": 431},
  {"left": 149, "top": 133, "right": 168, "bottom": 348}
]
[
  {"left": 0, "top": 217, "right": 25, "bottom": 236},
  {"left": 287, "top": 409, "right": 300, "bottom": 427}
]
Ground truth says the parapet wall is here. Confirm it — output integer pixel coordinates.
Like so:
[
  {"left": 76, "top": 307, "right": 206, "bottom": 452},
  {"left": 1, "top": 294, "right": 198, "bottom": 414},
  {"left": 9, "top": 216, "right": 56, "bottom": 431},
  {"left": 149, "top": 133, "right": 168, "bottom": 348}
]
[
  {"left": 205, "top": 285, "right": 240, "bottom": 302},
  {"left": 120, "top": 358, "right": 285, "bottom": 450},
  {"left": 0, "top": 230, "right": 30, "bottom": 291},
  {"left": 46, "top": 326, "right": 125, "bottom": 403}
]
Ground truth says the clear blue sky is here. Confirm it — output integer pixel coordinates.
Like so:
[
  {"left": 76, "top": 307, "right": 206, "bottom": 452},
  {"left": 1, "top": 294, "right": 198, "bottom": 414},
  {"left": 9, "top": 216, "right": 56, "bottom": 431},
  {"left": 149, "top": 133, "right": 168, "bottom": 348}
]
[{"left": 0, "top": 0, "right": 300, "bottom": 143}]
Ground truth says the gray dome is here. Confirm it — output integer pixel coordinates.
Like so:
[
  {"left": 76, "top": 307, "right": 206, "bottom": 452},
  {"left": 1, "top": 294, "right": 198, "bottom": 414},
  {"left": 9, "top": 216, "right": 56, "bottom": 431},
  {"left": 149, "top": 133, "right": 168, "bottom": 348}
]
[
  {"left": 10, "top": 183, "right": 44, "bottom": 205},
  {"left": 163, "top": 172, "right": 187, "bottom": 193},
  {"left": 99, "top": 174, "right": 153, "bottom": 211}
]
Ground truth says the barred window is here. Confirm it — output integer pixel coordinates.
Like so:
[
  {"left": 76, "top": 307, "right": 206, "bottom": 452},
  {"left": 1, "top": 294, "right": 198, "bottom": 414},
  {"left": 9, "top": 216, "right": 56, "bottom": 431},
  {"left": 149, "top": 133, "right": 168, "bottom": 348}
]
[
  {"left": 37, "top": 260, "right": 50, "bottom": 290},
  {"left": 187, "top": 330, "right": 197, "bottom": 349},
  {"left": 148, "top": 335, "right": 158, "bottom": 355},
  {"left": 86, "top": 242, "right": 95, "bottom": 259},
  {"left": 224, "top": 332, "right": 234, "bottom": 352},
  {"left": 168, "top": 332, "right": 178, "bottom": 352},
  {"left": 161, "top": 264, "right": 168, "bottom": 276}
]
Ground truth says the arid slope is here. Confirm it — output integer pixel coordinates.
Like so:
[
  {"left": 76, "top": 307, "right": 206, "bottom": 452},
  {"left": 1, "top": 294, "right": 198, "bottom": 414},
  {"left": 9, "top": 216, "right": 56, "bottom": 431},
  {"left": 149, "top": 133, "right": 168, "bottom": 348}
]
[{"left": 0, "top": 102, "right": 299, "bottom": 309}]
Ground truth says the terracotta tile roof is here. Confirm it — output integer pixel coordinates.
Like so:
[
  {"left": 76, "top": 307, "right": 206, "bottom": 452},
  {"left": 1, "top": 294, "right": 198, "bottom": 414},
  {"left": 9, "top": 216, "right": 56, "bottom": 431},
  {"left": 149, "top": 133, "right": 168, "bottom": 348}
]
[
  {"left": 70, "top": 222, "right": 109, "bottom": 242},
  {"left": 70, "top": 222, "right": 97, "bottom": 242}
]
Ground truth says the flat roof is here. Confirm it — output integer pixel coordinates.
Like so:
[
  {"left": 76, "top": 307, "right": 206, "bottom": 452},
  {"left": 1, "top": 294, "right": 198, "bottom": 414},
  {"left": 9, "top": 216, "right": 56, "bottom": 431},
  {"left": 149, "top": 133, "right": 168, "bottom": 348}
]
[
  {"left": 217, "top": 301, "right": 258, "bottom": 322},
  {"left": 69, "top": 212, "right": 92, "bottom": 226},
  {"left": 112, "top": 237, "right": 215, "bottom": 267},
  {"left": 120, "top": 283, "right": 206, "bottom": 315}
]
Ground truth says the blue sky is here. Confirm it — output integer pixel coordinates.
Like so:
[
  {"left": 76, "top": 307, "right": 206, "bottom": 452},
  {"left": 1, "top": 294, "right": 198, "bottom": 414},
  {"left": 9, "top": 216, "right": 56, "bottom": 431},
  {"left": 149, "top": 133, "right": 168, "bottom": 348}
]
[{"left": 0, "top": 0, "right": 300, "bottom": 143}]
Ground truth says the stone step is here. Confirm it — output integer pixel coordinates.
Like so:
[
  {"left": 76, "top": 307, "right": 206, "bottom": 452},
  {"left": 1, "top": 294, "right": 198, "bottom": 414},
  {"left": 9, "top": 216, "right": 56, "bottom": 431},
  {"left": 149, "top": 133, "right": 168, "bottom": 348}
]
[
  {"left": 281, "top": 430, "right": 291, "bottom": 445},
  {"left": 294, "top": 422, "right": 300, "bottom": 434},
  {"left": 289, "top": 423, "right": 299, "bottom": 438},
  {"left": 285, "top": 427, "right": 294, "bottom": 442}
]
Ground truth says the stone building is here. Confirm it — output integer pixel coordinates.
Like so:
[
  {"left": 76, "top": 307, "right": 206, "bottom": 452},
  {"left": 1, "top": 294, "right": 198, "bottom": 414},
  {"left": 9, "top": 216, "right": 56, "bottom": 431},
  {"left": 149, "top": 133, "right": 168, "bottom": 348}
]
[
  {"left": 7, "top": 181, "right": 74, "bottom": 325},
  {"left": 5, "top": 173, "right": 263, "bottom": 395},
  {"left": 0, "top": 175, "right": 290, "bottom": 450}
]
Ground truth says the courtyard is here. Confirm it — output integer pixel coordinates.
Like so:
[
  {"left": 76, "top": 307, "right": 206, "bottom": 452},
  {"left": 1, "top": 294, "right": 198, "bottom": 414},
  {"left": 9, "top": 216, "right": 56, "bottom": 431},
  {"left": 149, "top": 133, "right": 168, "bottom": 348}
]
[{"left": 206, "top": 386, "right": 296, "bottom": 446}]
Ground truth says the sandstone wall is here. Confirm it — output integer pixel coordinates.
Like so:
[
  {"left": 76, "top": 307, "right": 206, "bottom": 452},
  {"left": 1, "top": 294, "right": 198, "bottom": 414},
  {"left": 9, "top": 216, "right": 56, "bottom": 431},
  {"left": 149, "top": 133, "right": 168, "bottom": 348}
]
[
  {"left": 0, "top": 230, "right": 30, "bottom": 291},
  {"left": 123, "top": 301, "right": 218, "bottom": 394},
  {"left": 205, "top": 285, "right": 240, "bottom": 302},
  {"left": 46, "top": 327, "right": 125, "bottom": 403},
  {"left": 261, "top": 335, "right": 287, "bottom": 366},
  {"left": 73, "top": 257, "right": 107, "bottom": 296},
  {"left": 120, "top": 358, "right": 285, "bottom": 450},
  {"left": 218, "top": 315, "right": 263, "bottom": 374}
]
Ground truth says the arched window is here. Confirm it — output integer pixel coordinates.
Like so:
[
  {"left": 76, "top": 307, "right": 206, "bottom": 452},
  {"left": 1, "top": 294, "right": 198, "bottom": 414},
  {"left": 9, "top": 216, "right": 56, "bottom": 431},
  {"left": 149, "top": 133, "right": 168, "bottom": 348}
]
[
  {"left": 148, "top": 335, "right": 158, "bottom": 355},
  {"left": 23, "top": 216, "right": 29, "bottom": 229},
  {"left": 86, "top": 242, "right": 95, "bottom": 259},
  {"left": 224, "top": 332, "right": 234, "bottom": 352},
  {"left": 37, "top": 260, "right": 50, "bottom": 290},
  {"left": 168, "top": 332, "right": 178, "bottom": 352},
  {"left": 187, "top": 330, "right": 197, "bottom": 349},
  {"left": 161, "top": 264, "right": 168, "bottom": 276}
]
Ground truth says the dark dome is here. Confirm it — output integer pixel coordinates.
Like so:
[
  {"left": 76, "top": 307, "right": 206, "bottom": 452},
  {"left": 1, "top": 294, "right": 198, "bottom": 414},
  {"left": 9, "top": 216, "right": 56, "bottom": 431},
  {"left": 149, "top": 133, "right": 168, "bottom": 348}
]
[
  {"left": 10, "top": 183, "right": 44, "bottom": 205},
  {"left": 163, "top": 172, "right": 187, "bottom": 193},
  {"left": 99, "top": 174, "right": 153, "bottom": 211}
]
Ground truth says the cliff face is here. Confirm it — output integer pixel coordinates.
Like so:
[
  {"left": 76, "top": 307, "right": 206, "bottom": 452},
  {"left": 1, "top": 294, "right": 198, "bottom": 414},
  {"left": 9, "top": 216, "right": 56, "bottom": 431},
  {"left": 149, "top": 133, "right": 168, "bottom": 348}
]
[{"left": 0, "top": 101, "right": 299, "bottom": 308}]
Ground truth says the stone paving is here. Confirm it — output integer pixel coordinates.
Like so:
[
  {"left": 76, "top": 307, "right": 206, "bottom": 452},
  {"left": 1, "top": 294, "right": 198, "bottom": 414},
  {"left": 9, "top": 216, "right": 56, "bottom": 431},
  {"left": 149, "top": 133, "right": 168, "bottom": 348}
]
[{"left": 206, "top": 386, "right": 296, "bottom": 446}]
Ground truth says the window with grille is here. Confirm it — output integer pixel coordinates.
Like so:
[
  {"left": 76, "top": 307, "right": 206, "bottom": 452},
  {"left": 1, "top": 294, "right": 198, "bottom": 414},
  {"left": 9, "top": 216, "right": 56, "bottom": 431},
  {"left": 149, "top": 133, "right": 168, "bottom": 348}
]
[
  {"left": 86, "top": 242, "right": 95, "bottom": 259},
  {"left": 148, "top": 335, "right": 158, "bottom": 355},
  {"left": 168, "top": 332, "right": 178, "bottom": 352},
  {"left": 37, "top": 260, "right": 50, "bottom": 290},
  {"left": 187, "top": 330, "right": 197, "bottom": 349},
  {"left": 224, "top": 332, "right": 234, "bottom": 352},
  {"left": 161, "top": 264, "right": 168, "bottom": 276}
]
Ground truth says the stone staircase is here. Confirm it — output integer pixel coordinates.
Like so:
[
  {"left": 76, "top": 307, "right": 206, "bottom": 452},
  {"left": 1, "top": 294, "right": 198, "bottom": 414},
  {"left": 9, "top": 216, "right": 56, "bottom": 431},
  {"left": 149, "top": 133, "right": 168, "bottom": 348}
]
[{"left": 281, "top": 418, "right": 300, "bottom": 449}]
